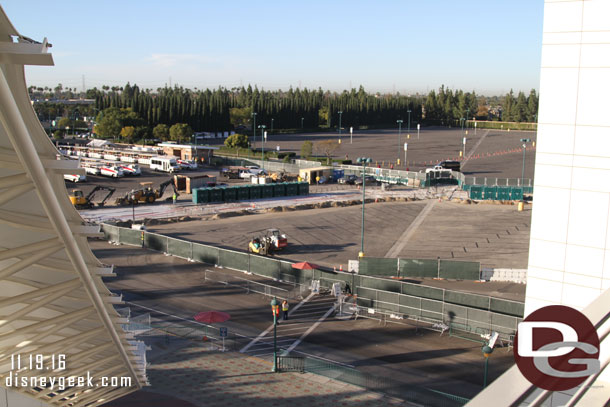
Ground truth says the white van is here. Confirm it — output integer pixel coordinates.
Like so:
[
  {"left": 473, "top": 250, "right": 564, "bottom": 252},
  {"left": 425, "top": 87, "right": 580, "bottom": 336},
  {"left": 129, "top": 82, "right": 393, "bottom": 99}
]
[
  {"left": 150, "top": 156, "right": 181, "bottom": 173},
  {"left": 100, "top": 165, "right": 125, "bottom": 178}
]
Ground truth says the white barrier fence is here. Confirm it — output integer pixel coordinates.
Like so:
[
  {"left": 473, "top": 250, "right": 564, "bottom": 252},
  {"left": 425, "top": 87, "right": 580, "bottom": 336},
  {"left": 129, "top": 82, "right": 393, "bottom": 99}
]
[{"left": 480, "top": 268, "right": 527, "bottom": 284}]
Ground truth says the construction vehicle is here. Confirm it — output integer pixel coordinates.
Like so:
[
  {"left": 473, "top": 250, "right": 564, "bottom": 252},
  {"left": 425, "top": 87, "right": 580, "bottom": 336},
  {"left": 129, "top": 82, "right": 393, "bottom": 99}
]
[
  {"left": 115, "top": 178, "right": 179, "bottom": 205},
  {"left": 248, "top": 236, "right": 273, "bottom": 256},
  {"left": 247, "top": 229, "right": 288, "bottom": 256},
  {"left": 69, "top": 186, "right": 115, "bottom": 209}
]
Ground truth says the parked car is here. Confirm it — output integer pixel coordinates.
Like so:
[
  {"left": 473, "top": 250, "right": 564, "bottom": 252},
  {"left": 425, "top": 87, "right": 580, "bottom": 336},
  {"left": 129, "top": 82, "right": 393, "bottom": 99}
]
[
  {"left": 177, "top": 159, "right": 198, "bottom": 170},
  {"left": 63, "top": 174, "right": 86, "bottom": 183},
  {"left": 354, "top": 176, "right": 378, "bottom": 186},
  {"left": 338, "top": 174, "right": 358, "bottom": 184}
]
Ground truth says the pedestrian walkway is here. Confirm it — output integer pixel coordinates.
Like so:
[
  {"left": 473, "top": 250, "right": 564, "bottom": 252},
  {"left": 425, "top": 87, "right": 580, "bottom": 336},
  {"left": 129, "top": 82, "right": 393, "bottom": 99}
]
[
  {"left": 240, "top": 294, "right": 338, "bottom": 361},
  {"left": 106, "top": 334, "right": 409, "bottom": 407}
]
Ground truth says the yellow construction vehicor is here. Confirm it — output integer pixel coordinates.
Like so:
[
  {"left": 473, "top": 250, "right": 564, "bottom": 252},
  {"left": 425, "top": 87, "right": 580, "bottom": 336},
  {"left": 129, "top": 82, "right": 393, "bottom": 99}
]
[
  {"left": 69, "top": 186, "right": 116, "bottom": 209},
  {"left": 248, "top": 236, "right": 273, "bottom": 256}
]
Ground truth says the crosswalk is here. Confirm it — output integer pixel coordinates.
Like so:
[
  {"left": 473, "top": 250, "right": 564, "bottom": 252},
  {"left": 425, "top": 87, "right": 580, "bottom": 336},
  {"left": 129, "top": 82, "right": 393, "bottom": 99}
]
[{"left": 240, "top": 293, "right": 338, "bottom": 360}]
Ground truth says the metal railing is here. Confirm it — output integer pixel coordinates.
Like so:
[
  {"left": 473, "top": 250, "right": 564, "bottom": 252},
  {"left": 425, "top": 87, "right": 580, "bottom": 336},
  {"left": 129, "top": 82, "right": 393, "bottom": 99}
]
[
  {"left": 277, "top": 355, "right": 470, "bottom": 407},
  {"left": 203, "top": 269, "right": 306, "bottom": 301}
]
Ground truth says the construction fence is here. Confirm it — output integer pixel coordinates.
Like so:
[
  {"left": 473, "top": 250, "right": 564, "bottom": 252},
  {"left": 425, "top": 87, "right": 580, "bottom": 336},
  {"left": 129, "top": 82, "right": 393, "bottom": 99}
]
[
  {"left": 101, "top": 224, "right": 523, "bottom": 338},
  {"left": 359, "top": 257, "right": 481, "bottom": 280},
  {"left": 220, "top": 156, "right": 533, "bottom": 193}
]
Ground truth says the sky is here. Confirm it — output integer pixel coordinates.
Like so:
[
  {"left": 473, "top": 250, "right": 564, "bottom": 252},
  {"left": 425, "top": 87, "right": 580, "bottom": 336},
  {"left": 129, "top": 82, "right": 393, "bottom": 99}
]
[{"left": 1, "top": 1, "right": 544, "bottom": 95}]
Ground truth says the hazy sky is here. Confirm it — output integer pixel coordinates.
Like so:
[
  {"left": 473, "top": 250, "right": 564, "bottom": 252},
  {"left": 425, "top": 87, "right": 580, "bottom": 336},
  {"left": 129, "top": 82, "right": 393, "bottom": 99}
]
[{"left": 2, "top": 1, "right": 544, "bottom": 95}]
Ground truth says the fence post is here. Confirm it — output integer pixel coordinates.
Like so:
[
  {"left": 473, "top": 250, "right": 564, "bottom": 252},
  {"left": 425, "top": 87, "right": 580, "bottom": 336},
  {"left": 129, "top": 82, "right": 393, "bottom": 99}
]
[{"left": 437, "top": 257, "right": 441, "bottom": 279}]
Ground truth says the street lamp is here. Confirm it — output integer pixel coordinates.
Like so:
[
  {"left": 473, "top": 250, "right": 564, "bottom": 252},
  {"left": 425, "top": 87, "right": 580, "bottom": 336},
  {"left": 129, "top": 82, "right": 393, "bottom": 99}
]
[
  {"left": 396, "top": 120, "right": 403, "bottom": 165},
  {"left": 356, "top": 157, "right": 372, "bottom": 258},
  {"left": 338, "top": 111, "right": 343, "bottom": 140},
  {"left": 252, "top": 112, "right": 257, "bottom": 150},
  {"left": 407, "top": 110, "right": 411, "bottom": 132},
  {"left": 301, "top": 117, "right": 304, "bottom": 129},
  {"left": 259, "top": 125, "right": 267, "bottom": 171},
  {"left": 482, "top": 345, "right": 494, "bottom": 387},
  {"left": 460, "top": 117, "right": 465, "bottom": 132},
  {"left": 466, "top": 108, "right": 470, "bottom": 131},
  {"left": 271, "top": 118, "right": 274, "bottom": 133},
  {"left": 270, "top": 297, "right": 279, "bottom": 372},
  {"left": 520, "top": 138, "right": 531, "bottom": 187}
]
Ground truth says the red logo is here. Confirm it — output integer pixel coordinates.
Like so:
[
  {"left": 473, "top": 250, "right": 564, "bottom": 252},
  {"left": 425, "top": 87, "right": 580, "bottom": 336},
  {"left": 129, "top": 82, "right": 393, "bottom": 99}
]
[{"left": 514, "top": 305, "right": 600, "bottom": 391}]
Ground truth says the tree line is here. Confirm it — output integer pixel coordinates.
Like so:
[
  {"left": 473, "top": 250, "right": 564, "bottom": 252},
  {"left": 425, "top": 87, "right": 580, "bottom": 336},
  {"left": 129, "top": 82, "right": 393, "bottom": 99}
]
[{"left": 29, "top": 84, "right": 538, "bottom": 143}]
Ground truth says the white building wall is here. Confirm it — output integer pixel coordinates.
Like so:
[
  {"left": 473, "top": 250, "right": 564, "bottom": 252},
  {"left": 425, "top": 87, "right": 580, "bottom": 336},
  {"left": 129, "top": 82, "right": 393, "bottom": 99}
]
[{"left": 525, "top": 0, "right": 610, "bottom": 315}]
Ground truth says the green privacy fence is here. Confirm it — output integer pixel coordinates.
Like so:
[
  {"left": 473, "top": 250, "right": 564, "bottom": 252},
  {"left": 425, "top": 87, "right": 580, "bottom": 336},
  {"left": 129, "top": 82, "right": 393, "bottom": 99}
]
[
  {"left": 360, "top": 257, "right": 481, "bottom": 280},
  {"left": 100, "top": 224, "right": 524, "bottom": 333}
]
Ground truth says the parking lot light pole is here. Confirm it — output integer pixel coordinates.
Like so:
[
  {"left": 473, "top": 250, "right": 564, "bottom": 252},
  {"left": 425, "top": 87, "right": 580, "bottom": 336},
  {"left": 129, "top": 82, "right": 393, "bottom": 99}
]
[
  {"left": 461, "top": 117, "right": 465, "bottom": 132},
  {"left": 271, "top": 118, "right": 274, "bottom": 133},
  {"left": 252, "top": 112, "right": 257, "bottom": 150},
  {"left": 258, "top": 125, "right": 267, "bottom": 170},
  {"left": 482, "top": 345, "right": 494, "bottom": 387},
  {"left": 396, "top": 120, "right": 403, "bottom": 165},
  {"left": 357, "top": 157, "right": 371, "bottom": 258},
  {"left": 520, "top": 138, "right": 531, "bottom": 187},
  {"left": 407, "top": 110, "right": 411, "bottom": 132},
  {"left": 338, "top": 111, "right": 343, "bottom": 141},
  {"left": 301, "top": 117, "right": 304, "bottom": 129},
  {"left": 270, "top": 297, "right": 279, "bottom": 372}
]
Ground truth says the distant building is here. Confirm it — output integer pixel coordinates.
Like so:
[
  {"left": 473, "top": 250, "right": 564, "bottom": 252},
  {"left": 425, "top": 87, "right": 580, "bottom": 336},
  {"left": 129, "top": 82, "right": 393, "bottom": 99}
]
[{"left": 157, "top": 142, "right": 218, "bottom": 163}]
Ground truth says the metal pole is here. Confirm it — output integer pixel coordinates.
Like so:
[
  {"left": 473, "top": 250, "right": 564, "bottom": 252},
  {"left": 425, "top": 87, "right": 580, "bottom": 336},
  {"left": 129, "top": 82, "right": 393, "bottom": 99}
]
[
  {"left": 521, "top": 144, "right": 526, "bottom": 188},
  {"left": 360, "top": 162, "right": 366, "bottom": 256},
  {"left": 273, "top": 309, "right": 278, "bottom": 372},
  {"left": 483, "top": 357, "right": 489, "bottom": 387},
  {"left": 338, "top": 111, "right": 343, "bottom": 140},
  {"left": 397, "top": 120, "right": 403, "bottom": 164},
  {"left": 407, "top": 110, "right": 411, "bottom": 132},
  {"left": 252, "top": 112, "right": 257, "bottom": 150}
]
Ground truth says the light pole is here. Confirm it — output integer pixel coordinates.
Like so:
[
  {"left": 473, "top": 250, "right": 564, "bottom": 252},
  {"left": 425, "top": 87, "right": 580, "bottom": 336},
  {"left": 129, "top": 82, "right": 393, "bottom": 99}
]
[
  {"left": 407, "top": 110, "right": 412, "bottom": 132},
  {"left": 466, "top": 108, "right": 470, "bottom": 131},
  {"left": 259, "top": 125, "right": 267, "bottom": 171},
  {"left": 482, "top": 345, "right": 494, "bottom": 387},
  {"left": 520, "top": 138, "right": 531, "bottom": 187},
  {"left": 270, "top": 297, "right": 279, "bottom": 372},
  {"left": 357, "top": 157, "right": 371, "bottom": 258},
  {"left": 396, "top": 120, "right": 403, "bottom": 165},
  {"left": 338, "top": 111, "right": 343, "bottom": 141},
  {"left": 130, "top": 193, "right": 136, "bottom": 223},
  {"left": 252, "top": 112, "right": 257, "bottom": 150},
  {"left": 460, "top": 117, "right": 465, "bottom": 133},
  {"left": 271, "top": 118, "right": 274, "bottom": 133},
  {"left": 301, "top": 117, "right": 304, "bottom": 129}
]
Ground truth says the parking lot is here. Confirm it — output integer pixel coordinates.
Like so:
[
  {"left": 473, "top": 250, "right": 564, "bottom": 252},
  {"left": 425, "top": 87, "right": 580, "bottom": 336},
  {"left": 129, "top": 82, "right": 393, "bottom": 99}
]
[{"left": 93, "top": 240, "right": 517, "bottom": 400}]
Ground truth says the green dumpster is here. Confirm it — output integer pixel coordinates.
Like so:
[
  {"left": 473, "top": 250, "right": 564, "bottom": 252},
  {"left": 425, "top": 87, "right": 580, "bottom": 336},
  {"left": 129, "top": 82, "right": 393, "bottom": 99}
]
[
  {"left": 209, "top": 187, "right": 223, "bottom": 202},
  {"left": 483, "top": 186, "right": 497, "bottom": 200},
  {"left": 222, "top": 186, "right": 237, "bottom": 202},
  {"left": 496, "top": 186, "right": 509, "bottom": 201},
  {"left": 237, "top": 185, "right": 249, "bottom": 201},
  {"left": 249, "top": 184, "right": 262, "bottom": 200},
  {"left": 511, "top": 187, "right": 524, "bottom": 201},
  {"left": 273, "top": 183, "right": 286, "bottom": 197},
  {"left": 262, "top": 185, "right": 274, "bottom": 199},
  {"left": 297, "top": 182, "right": 309, "bottom": 195},
  {"left": 193, "top": 188, "right": 210, "bottom": 204},
  {"left": 469, "top": 185, "right": 483, "bottom": 200},
  {"left": 285, "top": 182, "right": 298, "bottom": 196}
]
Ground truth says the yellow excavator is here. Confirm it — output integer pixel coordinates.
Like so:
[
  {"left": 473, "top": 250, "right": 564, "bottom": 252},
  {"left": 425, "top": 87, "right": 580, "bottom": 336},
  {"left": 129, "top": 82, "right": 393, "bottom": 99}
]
[
  {"left": 115, "top": 179, "right": 179, "bottom": 205},
  {"left": 69, "top": 186, "right": 116, "bottom": 209}
]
